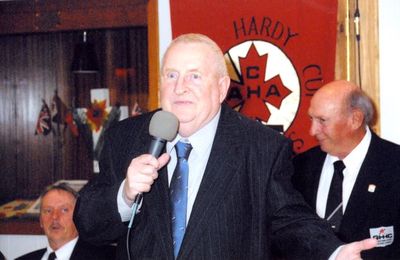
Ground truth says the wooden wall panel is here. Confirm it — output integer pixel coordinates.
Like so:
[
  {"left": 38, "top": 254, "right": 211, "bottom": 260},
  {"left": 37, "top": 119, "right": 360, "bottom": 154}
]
[
  {"left": 0, "top": 1, "right": 150, "bottom": 204},
  {"left": 0, "top": 53, "right": 18, "bottom": 204},
  {"left": 0, "top": 28, "right": 148, "bottom": 204},
  {"left": 147, "top": 0, "right": 159, "bottom": 110},
  {"left": 336, "top": 0, "right": 380, "bottom": 132}
]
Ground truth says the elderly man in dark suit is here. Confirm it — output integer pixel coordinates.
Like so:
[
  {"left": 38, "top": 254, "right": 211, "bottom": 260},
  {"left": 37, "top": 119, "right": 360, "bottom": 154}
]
[
  {"left": 16, "top": 184, "right": 115, "bottom": 260},
  {"left": 73, "top": 34, "right": 376, "bottom": 259},
  {"left": 292, "top": 80, "right": 400, "bottom": 259}
]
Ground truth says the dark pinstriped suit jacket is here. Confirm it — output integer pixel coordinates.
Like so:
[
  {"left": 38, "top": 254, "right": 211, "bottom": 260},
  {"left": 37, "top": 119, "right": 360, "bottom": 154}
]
[
  {"left": 74, "top": 104, "right": 341, "bottom": 259},
  {"left": 292, "top": 132, "right": 400, "bottom": 259}
]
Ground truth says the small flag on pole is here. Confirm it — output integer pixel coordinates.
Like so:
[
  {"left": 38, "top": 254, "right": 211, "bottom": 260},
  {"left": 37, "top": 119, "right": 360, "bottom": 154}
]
[
  {"left": 64, "top": 111, "right": 79, "bottom": 137},
  {"left": 51, "top": 90, "right": 66, "bottom": 125},
  {"left": 34, "top": 99, "right": 52, "bottom": 136}
]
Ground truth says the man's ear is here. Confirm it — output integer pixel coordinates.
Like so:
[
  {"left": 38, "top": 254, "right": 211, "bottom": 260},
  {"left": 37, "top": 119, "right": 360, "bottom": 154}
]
[
  {"left": 351, "top": 108, "right": 365, "bottom": 129},
  {"left": 218, "top": 75, "right": 231, "bottom": 102}
]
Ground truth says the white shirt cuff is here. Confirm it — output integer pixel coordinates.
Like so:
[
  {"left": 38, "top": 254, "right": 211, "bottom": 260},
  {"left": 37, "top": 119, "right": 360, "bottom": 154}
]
[
  {"left": 328, "top": 245, "right": 343, "bottom": 260},
  {"left": 117, "top": 179, "right": 134, "bottom": 221}
]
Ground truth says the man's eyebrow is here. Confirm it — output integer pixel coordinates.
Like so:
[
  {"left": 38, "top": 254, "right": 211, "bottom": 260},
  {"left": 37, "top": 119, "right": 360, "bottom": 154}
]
[
  {"left": 187, "top": 68, "right": 201, "bottom": 73},
  {"left": 162, "top": 67, "right": 176, "bottom": 72}
]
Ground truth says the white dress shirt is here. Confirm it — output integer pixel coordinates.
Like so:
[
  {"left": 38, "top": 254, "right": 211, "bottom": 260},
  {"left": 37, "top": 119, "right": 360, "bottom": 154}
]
[
  {"left": 41, "top": 236, "right": 78, "bottom": 260},
  {"left": 118, "top": 109, "right": 220, "bottom": 222},
  {"left": 316, "top": 127, "right": 372, "bottom": 218}
]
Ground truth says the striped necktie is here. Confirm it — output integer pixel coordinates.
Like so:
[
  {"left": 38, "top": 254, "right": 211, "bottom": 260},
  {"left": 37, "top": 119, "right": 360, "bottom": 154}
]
[{"left": 170, "top": 141, "right": 192, "bottom": 258}]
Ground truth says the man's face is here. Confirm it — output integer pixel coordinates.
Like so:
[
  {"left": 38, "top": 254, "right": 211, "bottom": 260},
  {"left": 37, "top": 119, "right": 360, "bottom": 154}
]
[
  {"left": 40, "top": 189, "right": 78, "bottom": 250},
  {"left": 160, "top": 42, "right": 229, "bottom": 137},
  {"left": 308, "top": 91, "right": 354, "bottom": 157}
]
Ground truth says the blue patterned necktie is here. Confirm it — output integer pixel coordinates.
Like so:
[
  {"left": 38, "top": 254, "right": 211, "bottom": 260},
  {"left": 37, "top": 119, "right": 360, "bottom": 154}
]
[{"left": 170, "top": 141, "right": 192, "bottom": 258}]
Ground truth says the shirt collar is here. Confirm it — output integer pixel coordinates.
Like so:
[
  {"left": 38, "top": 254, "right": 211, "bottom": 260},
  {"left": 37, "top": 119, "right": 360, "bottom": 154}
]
[{"left": 46, "top": 236, "right": 78, "bottom": 260}]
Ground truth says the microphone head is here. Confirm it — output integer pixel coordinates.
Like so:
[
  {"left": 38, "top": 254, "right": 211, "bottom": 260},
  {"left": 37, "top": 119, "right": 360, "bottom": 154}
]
[{"left": 149, "top": 110, "right": 179, "bottom": 141}]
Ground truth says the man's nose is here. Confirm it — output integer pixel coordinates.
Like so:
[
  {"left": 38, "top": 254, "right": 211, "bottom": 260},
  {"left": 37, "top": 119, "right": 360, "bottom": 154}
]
[
  {"left": 51, "top": 210, "right": 60, "bottom": 220},
  {"left": 174, "top": 77, "right": 187, "bottom": 95},
  {"left": 309, "top": 120, "right": 318, "bottom": 136}
]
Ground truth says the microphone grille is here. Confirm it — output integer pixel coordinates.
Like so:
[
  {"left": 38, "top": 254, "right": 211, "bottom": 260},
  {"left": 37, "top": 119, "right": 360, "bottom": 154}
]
[{"left": 149, "top": 110, "right": 179, "bottom": 141}]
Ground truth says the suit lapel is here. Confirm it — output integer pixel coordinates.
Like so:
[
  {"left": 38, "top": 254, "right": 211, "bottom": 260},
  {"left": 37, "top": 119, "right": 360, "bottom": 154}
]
[
  {"left": 340, "top": 133, "right": 379, "bottom": 234},
  {"left": 179, "top": 105, "right": 243, "bottom": 258}
]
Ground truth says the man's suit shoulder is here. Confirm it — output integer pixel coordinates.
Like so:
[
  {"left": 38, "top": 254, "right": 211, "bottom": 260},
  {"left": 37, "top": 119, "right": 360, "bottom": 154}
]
[
  {"left": 102, "top": 111, "right": 154, "bottom": 154},
  {"left": 369, "top": 132, "right": 400, "bottom": 158},
  {"left": 222, "top": 104, "right": 291, "bottom": 146},
  {"left": 15, "top": 248, "right": 46, "bottom": 260},
  {"left": 107, "top": 110, "right": 154, "bottom": 136},
  {"left": 14, "top": 240, "right": 116, "bottom": 260}
]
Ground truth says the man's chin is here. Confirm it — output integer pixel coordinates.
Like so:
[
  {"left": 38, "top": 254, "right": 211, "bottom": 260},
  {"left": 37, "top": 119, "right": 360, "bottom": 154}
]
[{"left": 175, "top": 113, "right": 196, "bottom": 125}]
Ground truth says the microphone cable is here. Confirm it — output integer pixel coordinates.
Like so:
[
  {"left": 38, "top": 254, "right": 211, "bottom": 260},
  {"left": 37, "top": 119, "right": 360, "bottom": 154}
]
[{"left": 126, "top": 194, "right": 142, "bottom": 260}]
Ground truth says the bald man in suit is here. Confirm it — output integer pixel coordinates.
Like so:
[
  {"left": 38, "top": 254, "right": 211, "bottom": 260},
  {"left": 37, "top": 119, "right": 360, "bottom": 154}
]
[{"left": 292, "top": 80, "right": 400, "bottom": 259}]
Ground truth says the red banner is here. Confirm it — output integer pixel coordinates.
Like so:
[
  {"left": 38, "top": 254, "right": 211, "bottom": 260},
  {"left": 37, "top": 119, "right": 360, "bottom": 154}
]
[{"left": 170, "top": 0, "right": 338, "bottom": 153}]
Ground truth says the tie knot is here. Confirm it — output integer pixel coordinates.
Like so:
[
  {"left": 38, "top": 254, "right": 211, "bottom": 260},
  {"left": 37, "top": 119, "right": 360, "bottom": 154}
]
[
  {"left": 48, "top": 252, "right": 57, "bottom": 260},
  {"left": 333, "top": 160, "right": 346, "bottom": 173},
  {"left": 175, "top": 141, "right": 192, "bottom": 159}
]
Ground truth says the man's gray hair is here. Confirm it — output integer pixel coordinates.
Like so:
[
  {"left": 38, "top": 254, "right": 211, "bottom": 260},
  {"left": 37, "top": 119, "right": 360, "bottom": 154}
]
[
  {"left": 349, "top": 89, "right": 375, "bottom": 126},
  {"left": 39, "top": 183, "right": 78, "bottom": 211}
]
